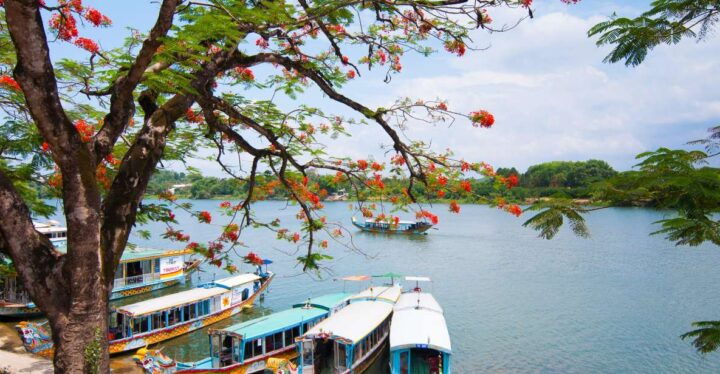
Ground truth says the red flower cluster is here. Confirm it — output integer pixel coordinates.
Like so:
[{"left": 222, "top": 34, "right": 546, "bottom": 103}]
[
  {"left": 186, "top": 108, "right": 204, "bottom": 123},
  {"left": 255, "top": 37, "right": 269, "bottom": 49},
  {"left": 292, "top": 232, "right": 301, "bottom": 243},
  {"left": 356, "top": 159, "right": 368, "bottom": 170},
  {"left": 416, "top": 210, "right": 439, "bottom": 225},
  {"left": 444, "top": 40, "right": 466, "bottom": 57},
  {"left": 346, "top": 70, "right": 356, "bottom": 79},
  {"left": 41, "top": 142, "right": 51, "bottom": 152},
  {"left": 437, "top": 190, "right": 445, "bottom": 198},
  {"left": 371, "top": 162, "right": 383, "bottom": 171},
  {"left": 361, "top": 207, "right": 373, "bottom": 218},
  {"left": 449, "top": 201, "right": 461, "bottom": 214},
  {"left": 198, "top": 211, "right": 212, "bottom": 223},
  {"left": 470, "top": 110, "right": 495, "bottom": 128},
  {"left": 165, "top": 228, "right": 190, "bottom": 242},
  {"left": 74, "top": 119, "right": 94, "bottom": 142},
  {"left": 220, "top": 201, "right": 232, "bottom": 208},
  {"left": 244, "top": 252, "right": 264, "bottom": 266},
  {"left": 326, "top": 24, "right": 346, "bottom": 34},
  {"left": 507, "top": 204, "right": 522, "bottom": 217},
  {"left": 234, "top": 67, "right": 255, "bottom": 81},
  {"left": 49, "top": 11, "right": 79, "bottom": 41},
  {"left": 505, "top": 174, "right": 520, "bottom": 189},
  {"left": 0, "top": 75, "right": 21, "bottom": 91},
  {"left": 221, "top": 224, "right": 239, "bottom": 242},
  {"left": 437, "top": 175, "right": 448, "bottom": 186},
  {"left": 368, "top": 173, "right": 385, "bottom": 190},
  {"left": 459, "top": 180, "right": 472, "bottom": 193},
  {"left": 320, "top": 240, "right": 328, "bottom": 249},
  {"left": 84, "top": 7, "right": 111, "bottom": 27},
  {"left": 437, "top": 102, "right": 448, "bottom": 111},
  {"left": 521, "top": 0, "right": 533, "bottom": 7},
  {"left": 305, "top": 191, "right": 320, "bottom": 205},
  {"left": 74, "top": 37, "right": 99, "bottom": 53},
  {"left": 461, "top": 161, "right": 471, "bottom": 172},
  {"left": 391, "top": 154, "right": 405, "bottom": 166}
]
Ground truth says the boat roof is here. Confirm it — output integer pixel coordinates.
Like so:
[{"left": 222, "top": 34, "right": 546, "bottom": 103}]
[
  {"left": 117, "top": 286, "right": 227, "bottom": 317},
  {"left": 215, "top": 293, "right": 351, "bottom": 341},
  {"left": 291, "top": 292, "right": 352, "bottom": 310},
  {"left": 213, "top": 273, "right": 261, "bottom": 289},
  {"left": 33, "top": 221, "right": 65, "bottom": 232},
  {"left": 390, "top": 293, "right": 451, "bottom": 353},
  {"left": 303, "top": 300, "right": 394, "bottom": 344},
  {"left": 348, "top": 285, "right": 402, "bottom": 304},
  {"left": 405, "top": 276, "right": 431, "bottom": 282},
  {"left": 120, "top": 247, "right": 191, "bottom": 262},
  {"left": 115, "top": 273, "right": 258, "bottom": 316}
]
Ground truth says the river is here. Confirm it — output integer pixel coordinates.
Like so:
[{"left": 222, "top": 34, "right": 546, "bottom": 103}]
[{"left": 11, "top": 201, "right": 720, "bottom": 373}]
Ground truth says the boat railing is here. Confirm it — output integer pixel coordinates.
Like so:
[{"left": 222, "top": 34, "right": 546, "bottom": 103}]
[
  {"left": 0, "top": 289, "right": 32, "bottom": 304},
  {"left": 114, "top": 273, "right": 160, "bottom": 288}
]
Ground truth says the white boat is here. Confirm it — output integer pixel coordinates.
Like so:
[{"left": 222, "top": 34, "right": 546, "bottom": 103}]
[
  {"left": 389, "top": 277, "right": 451, "bottom": 374},
  {"left": 298, "top": 285, "right": 402, "bottom": 373},
  {"left": 33, "top": 220, "right": 67, "bottom": 242}
]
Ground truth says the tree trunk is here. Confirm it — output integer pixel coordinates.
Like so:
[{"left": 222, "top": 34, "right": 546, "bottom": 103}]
[{"left": 47, "top": 279, "right": 110, "bottom": 374}]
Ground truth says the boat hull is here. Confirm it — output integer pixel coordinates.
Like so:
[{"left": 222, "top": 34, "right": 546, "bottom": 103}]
[
  {"left": 109, "top": 274, "right": 273, "bottom": 354},
  {"left": 177, "top": 346, "right": 298, "bottom": 374}
]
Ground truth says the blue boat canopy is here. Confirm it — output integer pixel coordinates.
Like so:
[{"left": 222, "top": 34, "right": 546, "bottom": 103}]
[
  {"left": 262, "top": 259, "right": 273, "bottom": 265},
  {"left": 291, "top": 292, "right": 352, "bottom": 310}
]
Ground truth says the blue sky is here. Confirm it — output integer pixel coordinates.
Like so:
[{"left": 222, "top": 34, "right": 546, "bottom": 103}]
[{"left": 49, "top": 1, "right": 720, "bottom": 175}]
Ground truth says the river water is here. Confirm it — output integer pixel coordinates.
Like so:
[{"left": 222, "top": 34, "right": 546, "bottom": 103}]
[{"left": 16, "top": 201, "right": 720, "bottom": 373}]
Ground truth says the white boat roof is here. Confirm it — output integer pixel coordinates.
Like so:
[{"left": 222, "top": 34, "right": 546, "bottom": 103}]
[
  {"left": 348, "top": 285, "right": 402, "bottom": 303},
  {"left": 390, "top": 293, "right": 451, "bottom": 353},
  {"left": 405, "top": 276, "right": 431, "bottom": 282},
  {"left": 214, "top": 273, "right": 260, "bottom": 289},
  {"left": 33, "top": 221, "right": 66, "bottom": 233},
  {"left": 303, "top": 300, "right": 394, "bottom": 344},
  {"left": 117, "top": 286, "right": 227, "bottom": 317}
]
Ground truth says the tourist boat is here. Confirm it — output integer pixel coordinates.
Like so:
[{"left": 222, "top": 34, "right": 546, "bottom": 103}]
[
  {"left": 297, "top": 285, "right": 402, "bottom": 374},
  {"left": 0, "top": 245, "right": 201, "bottom": 318},
  {"left": 389, "top": 277, "right": 452, "bottom": 374},
  {"left": 351, "top": 217, "right": 432, "bottom": 235},
  {"left": 134, "top": 292, "right": 352, "bottom": 374},
  {"left": 17, "top": 270, "right": 274, "bottom": 357}
]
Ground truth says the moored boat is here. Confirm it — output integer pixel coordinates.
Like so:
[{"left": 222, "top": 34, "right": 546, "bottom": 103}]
[
  {"left": 297, "top": 285, "right": 402, "bottom": 374},
  {"left": 17, "top": 270, "right": 274, "bottom": 357},
  {"left": 390, "top": 277, "right": 451, "bottom": 374},
  {"left": 135, "top": 292, "right": 352, "bottom": 374},
  {"left": 0, "top": 245, "right": 201, "bottom": 318},
  {"left": 351, "top": 217, "right": 432, "bottom": 235},
  {"left": 109, "top": 271, "right": 273, "bottom": 354}
]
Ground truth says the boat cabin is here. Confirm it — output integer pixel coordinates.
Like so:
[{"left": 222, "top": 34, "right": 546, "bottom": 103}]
[
  {"left": 33, "top": 221, "right": 67, "bottom": 242},
  {"left": 178, "top": 293, "right": 352, "bottom": 373},
  {"left": 390, "top": 292, "right": 452, "bottom": 374},
  {"left": 109, "top": 273, "right": 261, "bottom": 341},
  {"left": 298, "top": 286, "right": 401, "bottom": 374},
  {"left": 112, "top": 248, "right": 191, "bottom": 290}
]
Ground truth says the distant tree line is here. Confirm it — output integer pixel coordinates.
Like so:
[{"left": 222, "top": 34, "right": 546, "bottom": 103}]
[{"left": 145, "top": 159, "right": 618, "bottom": 202}]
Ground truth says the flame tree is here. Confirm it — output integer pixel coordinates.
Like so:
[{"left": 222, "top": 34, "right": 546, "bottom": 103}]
[{"left": 0, "top": 0, "right": 576, "bottom": 372}]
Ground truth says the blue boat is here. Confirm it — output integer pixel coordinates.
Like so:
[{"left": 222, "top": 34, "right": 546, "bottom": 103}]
[
  {"left": 298, "top": 285, "right": 402, "bottom": 374},
  {"left": 390, "top": 277, "right": 452, "bottom": 374},
  {"left": 351, "top": 217, "right": 433, "bottom": 235}
]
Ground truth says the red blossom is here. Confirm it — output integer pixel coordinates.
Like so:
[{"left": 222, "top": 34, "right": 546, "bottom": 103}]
[
  {"left": 437, "top": 190, "right": 446, "bottom": 198},
  {"left": 234, "top": 67, "right": 255, "bottom": 81},
  {"left": 507, "top": 204, "right": 523, "bottom": 217},
  {"left": 460, "top": 180, "right": 472, "bottom": 193},
  {"left": 341, "top": 55, "right": 349, "bottom": 65},
  {"left": 74, "top": 37, "right": 99, "bottom": 53},
  {"left": 0, "top": 75, "right": 21, "bottom": 91},
  {"left": 74, "top": 119, "right": 94, "bottom": 142},
  {"left": 320, "top": 240, "right": 328, "bottom": 249},
  {"left": 220, "top": 201, "right": 232, "bottom": 208},
  {"left": 346, "top": 70, "right": 356, "bottom": 79},
  {"left": 460, "top": 161, "right": 471, "bottom": 172},
  {"left": 244, "top": 252, "right": 264, "bottom": 265},
  {"left": 437, "top": 175, "right": 448, "bottom": 186},
  {"left": 391, "top": 155, "right": 405, "bottom": 166},
  {"left": 444, "top": 40, "right": 466, "bottom": 57},
  {"left": 449, "top": 201, "right": 461, "bottom": 214},
  {"left": 521, "top": 0, "right": 533, "bottom": 7},
  {"left": 371, "top": 162, "right": 383, "bottom": 171},
  {"left": 292, "top": 232, "right": 301, "bottom": 243},
  {"left": 83, "top": 7, "right": 112, "bottom": 27},
  {"left": 41, "top": 142, "right": 51, "bottom": 152},
  {"left": 437, "top": 102, "right": 448, "bottom": 111},
  {"left": 198, "top": 211, "right": 212, "bottom": 223},
  {"left": 255, "top": 37, "right": 269, "bottom": 49},
  {"left": 49, "top": 11, "right": 78, "bottom": 41},
  {"left": 505, "top": 174, "right": 519, "bottom": 189},
  {"left": 470, "top": 110, "right": 495, "bottom": 128},
  {"left": 356, "top": 159, "right": 368, "bottom": 170},
  {"left": 186, "top": 108, "right": 204, "bottom": 123}
]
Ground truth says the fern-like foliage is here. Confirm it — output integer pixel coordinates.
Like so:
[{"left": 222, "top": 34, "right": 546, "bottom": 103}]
[
  {"left": 523, "top": 199, "right": 590, "bottom": 240},
  {"left": 588, "top": 0, "right": 720, "bottom": 66},
  {"left": 681, "top": 321, "right": 720, "bottom": 354}
]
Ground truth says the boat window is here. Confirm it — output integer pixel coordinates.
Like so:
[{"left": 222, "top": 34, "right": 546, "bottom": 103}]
[
  {"left": 152, "top": 313, "right": 163, "bottom": 330},
  {"left": 284, "top": 328, "right": 294, "bottom": 347},
  {"left": 199, "top": 299, "right": 211, "bottom": 315},
  {"left": 244, "top": 340, "right": 253, "bottom": 360},
  {"left": 188, "top": 303, "right": 197, "bottom": 320},
  {"left": 168, "top": 308, "right": 181, "bottom": 326},
  {"left": 133, "top": 316, "right": 150, "bottom": 334},
  {"left": 182, "top": 305, "right": 191, "bottom": 322},
  {"left": 336, "top": 342, "right": 347, "bottom": 370},
  {"left": 241, "top": 288, "right": 250, "bottom": 301},
  {"left": 265, "top": 333, "right": 276, "bottom": 352},
  {"left": 302, "top": 323, "right": 308, "bottom": 334},
  {"left": 114, "top": 264, "right": 123, "bottom": 280},
  {"left": 273, "top": 331, "right": 283, "bottom": 349},
  {"left": 255, "top": 338, "right": 264, "bottom": 356},
  {"left": 220, "top": 336, "right": 233, "bottom": 367},
  {"left": 154, "top": 259, "right": 160, "bottom": 273}
]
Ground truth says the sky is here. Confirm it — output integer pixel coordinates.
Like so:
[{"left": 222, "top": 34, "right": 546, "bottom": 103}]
[{"left": 47, "top": 0, "right": 720, "bottom": 176}]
